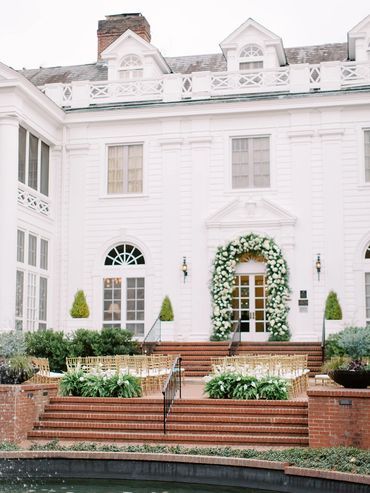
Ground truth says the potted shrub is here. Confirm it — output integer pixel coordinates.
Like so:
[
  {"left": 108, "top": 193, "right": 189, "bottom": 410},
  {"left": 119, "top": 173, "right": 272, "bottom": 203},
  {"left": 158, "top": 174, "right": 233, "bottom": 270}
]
[
  {"left": 324, "top": 290, "right": 343, "bottom": 336},
  {"left": 324, "top": 326, "right": 370, "bottom": 388},
  {"left": 159, "top": 296, "right": 174, "bottom": 341},
  {"left": 68, "top": 289, "right": 92, "bottom": 331}
]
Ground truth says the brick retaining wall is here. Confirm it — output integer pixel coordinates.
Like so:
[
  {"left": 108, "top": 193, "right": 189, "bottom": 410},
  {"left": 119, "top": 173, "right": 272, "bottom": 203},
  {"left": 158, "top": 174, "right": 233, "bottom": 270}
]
[
  {"left": 307, "top": 387, "right": 370, "bottom": 448},
  {"left": 0, "top": 383, "right": 58, "bottom": 443}
]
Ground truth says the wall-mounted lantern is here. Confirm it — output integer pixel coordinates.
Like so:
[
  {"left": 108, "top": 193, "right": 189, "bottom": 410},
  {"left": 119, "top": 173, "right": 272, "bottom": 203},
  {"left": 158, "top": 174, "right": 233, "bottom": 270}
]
[
  {"left": 315, "top": 254, "right": 321, "bottom": 281},
  {"left": 182, "top": 257, "right": 188, "bottom": 283}
]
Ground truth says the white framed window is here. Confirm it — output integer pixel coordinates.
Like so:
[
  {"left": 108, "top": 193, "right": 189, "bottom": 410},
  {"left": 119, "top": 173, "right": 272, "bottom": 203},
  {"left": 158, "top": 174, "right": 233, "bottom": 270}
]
[
  {"left": 17, "top": 230, "right": 25, "bottom": 263},
  {"left": 365, "top": 130, "right": 370, "bottom": 182},
  {"left": 102, "top": 244, "right": 145, "bottom": 336},
  {"left": 15, "top": 231, "right": 49, "bottom": 331},
  {"left": 18, "top": 126, "right": 50, "bottom": 196},
  {"left": 119, "top": 54, "right": 143, "bottom": 80},
  {"left": 15, "top": 270, "right": 24, "bottom": 331},
  {"left": 239, "top": 44, "right": 264, "bottom": 71},
  {"left": 107, "top": 144, "right": 143, "bottom": 194},
  {"left": 232, "top": 136, "right": 270, "bottom": 189}
]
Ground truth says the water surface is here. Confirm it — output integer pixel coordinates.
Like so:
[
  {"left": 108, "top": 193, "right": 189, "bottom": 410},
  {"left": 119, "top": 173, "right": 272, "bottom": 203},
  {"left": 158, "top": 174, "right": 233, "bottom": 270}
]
[{"left": 0, "top": 478, "right": 280, "bottom": 493}]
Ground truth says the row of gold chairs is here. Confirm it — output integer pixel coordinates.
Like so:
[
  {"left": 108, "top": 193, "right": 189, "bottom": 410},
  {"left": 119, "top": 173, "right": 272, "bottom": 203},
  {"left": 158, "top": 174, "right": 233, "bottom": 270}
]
[
  {"left": 66, "top": 354, "right": 178, "bottom": 394},
  {"left": 210, "top": 354, "right": 310, "bottom": 396}
]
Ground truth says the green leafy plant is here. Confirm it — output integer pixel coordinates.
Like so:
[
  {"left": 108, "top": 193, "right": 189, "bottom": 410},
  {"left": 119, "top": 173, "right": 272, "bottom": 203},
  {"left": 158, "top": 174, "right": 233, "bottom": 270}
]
[
  {"left": 230, "top": 375, "right": 259, "bottom": 400},
  {"left": 0, "top": 356, "right": 36, "bottom": 384},
  {"left": 337, "top": 326, "right": 370, "bottom": 361},
  {"left": 94, "top": 327, "right": 140, "bottom": 356},
  {"left": 59, "top": 369, "right": 142, "bottom": 398},
  {"left": 159, "top": 296, "right": 174, "bottom": 321},
  {"left": 25, "top": 329, "right": 70, "bottom": 372},
  {"left": 69, "top": 329, "right": 100, "bottom": 357},
  {"left": 325, "top": 291, "right": 342, "bottom": 320},
  {"left": 325, "top": 332, "right": 345, "bottom": 359},
  {"left": 257, "top": 376, "right": 289, "bottom": 400},
  {"left": 0, "top": 330, "right": 26, "bottom": 358},
  {"left": 70, "top": 290, "right": 90, "bottom": 318},
  {"left": 205, "top": 373, "right": 289, "bottom": 400},
  {"left": 204, "top": 373, "right": 237, "bottom": 399},
  {"left": 322, "top": 355, "right": 351, "bottom": 372}
]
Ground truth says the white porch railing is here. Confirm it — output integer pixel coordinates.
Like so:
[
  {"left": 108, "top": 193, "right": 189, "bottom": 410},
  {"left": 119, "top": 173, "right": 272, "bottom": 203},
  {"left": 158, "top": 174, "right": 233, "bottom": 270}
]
[
  {"left": 40, "top": 60, "right": 370, "bottom": 108},
  {"left": 17, "top": 186, "right": 50, "bottom": 216}
]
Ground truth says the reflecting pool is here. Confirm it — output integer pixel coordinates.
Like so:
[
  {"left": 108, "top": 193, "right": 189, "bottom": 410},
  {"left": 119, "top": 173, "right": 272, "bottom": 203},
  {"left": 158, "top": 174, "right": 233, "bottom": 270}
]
[{"left": 0, "top": 479, "right": 280, "bottom": 493}]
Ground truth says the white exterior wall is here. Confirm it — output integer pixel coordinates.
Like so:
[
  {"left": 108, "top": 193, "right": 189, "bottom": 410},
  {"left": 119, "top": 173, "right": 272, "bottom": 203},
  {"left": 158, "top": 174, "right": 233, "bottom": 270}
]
[
  {"left": 2, "top": 64, "right": 370, "bottom": 341},
  {"left": 47, "top": 91, "right": 370, "bottom": 341}
]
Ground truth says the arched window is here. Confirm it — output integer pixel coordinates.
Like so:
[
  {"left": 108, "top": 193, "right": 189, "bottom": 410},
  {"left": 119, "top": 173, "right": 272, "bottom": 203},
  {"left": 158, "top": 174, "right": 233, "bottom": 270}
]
[
  {"left": 104, "top": 244, "right": 145, "bottom": 265},
  {"left": 119, "top": 54, "right": 143, "bottom": 80},
  {"left": 239, "top": 44, "right": 264, "bottom": 71},
  {"left": 365, "top": 244, "right": 370, "bottom": 259},
  {"left": 103, "top": 243, "right": 145, "bottom": 336}
]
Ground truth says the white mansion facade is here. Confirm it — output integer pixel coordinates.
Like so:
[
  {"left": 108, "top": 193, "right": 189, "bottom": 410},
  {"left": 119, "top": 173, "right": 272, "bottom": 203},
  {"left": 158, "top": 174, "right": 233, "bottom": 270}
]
[{"left": 1, "top": 13, "right": 370, "bottom": 341}]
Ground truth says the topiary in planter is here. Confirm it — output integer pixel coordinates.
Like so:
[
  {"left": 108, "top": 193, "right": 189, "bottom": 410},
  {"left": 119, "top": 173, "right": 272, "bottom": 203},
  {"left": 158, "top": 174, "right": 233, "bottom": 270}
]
[
  {"left": 70, "top": 290, "right": 90, "bottom": 318},
  {"left": 159, "top": 296, "right": 174, "bottom": 321},
  {"left": 325, "top": 291, "right": 342, "bottom": 320}
]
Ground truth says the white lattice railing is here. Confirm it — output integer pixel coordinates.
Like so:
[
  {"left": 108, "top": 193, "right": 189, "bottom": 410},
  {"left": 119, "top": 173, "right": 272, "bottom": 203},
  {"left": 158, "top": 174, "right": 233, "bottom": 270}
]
[
  {"left": 89, "top": 79, "right": 164, "bottom": 102},
  {"left": 211, "top": 68, "right": 290, "bottom": 94},
  {"left": 181, "top": 75, "right": 193, "bottom": 98},
  {"left": 341, "top": 61, "right": 370, "bottom": 86},
  {"left": 40, "top": 61, "right": 370, "bottom": 107},
  {"left": 309, "top": 65, "right": 321, "bottom": 88},
  {"left": 17, "top": 186, "right": 50, "bottom": 216}
]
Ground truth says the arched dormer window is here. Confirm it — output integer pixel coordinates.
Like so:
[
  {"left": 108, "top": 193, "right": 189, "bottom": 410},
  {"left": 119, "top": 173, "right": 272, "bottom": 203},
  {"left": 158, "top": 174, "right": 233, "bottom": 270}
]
[
  {"left": 239, "top": 44, "right": 264, "bottom": 71},
  {"left": 119, "top": 54, "right": 143, "bottom": 80},
  {"left": 104, "top": 243, "right": 145, "bottom": 265},
  {"left": 103, "top": 243, "right": 145, "bottom": 336}
]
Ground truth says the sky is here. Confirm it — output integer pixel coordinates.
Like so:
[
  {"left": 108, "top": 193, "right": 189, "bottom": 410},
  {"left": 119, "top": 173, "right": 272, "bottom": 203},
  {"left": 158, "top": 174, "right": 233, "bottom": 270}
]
[{"left": 0, "top": 0, "right": 369, "bottom": 70}]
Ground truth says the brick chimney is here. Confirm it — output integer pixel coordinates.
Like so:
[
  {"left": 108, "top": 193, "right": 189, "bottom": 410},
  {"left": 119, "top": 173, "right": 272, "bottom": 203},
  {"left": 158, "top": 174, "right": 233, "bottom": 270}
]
[{"left": 97, "top": 13, "right": 151, "bottom": 60}]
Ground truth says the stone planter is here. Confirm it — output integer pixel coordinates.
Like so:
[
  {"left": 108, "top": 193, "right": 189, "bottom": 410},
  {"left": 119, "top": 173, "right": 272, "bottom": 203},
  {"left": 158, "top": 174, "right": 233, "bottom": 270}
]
[
  {"left": 328, "top": 369, "right": 370, "bottom": 389},
  {"left": 325, "top": 320, "right": 343, "bottom": 336},
  {"left": 160, "top": 321, "right": 175, "bottom": 341}
]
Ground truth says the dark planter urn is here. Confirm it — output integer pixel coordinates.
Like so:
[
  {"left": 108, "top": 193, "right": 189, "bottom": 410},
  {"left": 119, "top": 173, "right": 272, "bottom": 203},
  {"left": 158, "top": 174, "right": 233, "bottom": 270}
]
[{"left": 328, "top": 369, "right": 370, "bottom": 389}]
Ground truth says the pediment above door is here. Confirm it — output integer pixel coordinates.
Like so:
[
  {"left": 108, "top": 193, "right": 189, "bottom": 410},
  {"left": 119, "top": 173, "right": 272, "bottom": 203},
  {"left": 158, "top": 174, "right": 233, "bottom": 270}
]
[{"left": 206, "top": 198, "right": 296, "bottom": 229}]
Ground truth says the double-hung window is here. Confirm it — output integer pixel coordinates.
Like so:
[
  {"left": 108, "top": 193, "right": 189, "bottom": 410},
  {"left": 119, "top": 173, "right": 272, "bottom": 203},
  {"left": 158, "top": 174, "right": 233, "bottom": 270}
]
[
  {"left": 15, "top": 229, "right": 49, "bottom": 331},
  {"left": 18, "top": 126, "right": 50, "bottom": 196},
  {"left": 365, "top": 130, "right": 370, "bottom": 182},
  {"left": 107, "top": 144, "right": 143, "bottom": 194},
  {"left": 232, "top": 136, "right": 270, "bottom": 189}
]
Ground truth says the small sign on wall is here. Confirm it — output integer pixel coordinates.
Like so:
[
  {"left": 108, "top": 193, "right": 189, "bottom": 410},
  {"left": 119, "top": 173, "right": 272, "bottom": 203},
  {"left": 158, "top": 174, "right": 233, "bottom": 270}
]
[{"left": 298, "top": 290, "right": 308, "bottom": 312}]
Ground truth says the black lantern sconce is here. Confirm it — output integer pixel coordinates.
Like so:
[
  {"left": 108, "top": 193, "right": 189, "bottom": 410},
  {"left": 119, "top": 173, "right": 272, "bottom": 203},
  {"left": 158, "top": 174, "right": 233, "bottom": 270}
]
[
  {"left": 182, "top": 256, "right": 188, "bottom": 283},
  {"left": 315, "top": 254, "right": 321, "bottom": 281}
]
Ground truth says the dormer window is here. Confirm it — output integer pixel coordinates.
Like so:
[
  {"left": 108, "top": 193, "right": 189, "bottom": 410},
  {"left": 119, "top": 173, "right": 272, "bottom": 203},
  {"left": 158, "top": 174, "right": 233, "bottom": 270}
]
[
  {"left": 239, "top": 44, "right": 264, "bottom": 71},
  {"left": 119, "top": 54, "right": 143, "bottom": 80}
]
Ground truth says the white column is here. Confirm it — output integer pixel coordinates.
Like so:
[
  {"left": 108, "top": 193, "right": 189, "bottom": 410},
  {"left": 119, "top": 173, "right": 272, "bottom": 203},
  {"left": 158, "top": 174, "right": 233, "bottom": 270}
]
[
  {"left": 62, "top": 143, "right": 90, "bottom": 329},
  {"left": 160, "top": 139, "right": 183, "bottom": 340},
  {"left": 189, "top": 137, "right": 212, "bottom": 340},
  {"left": 0, "top": 115, "right": 19, "bottom": 330}
]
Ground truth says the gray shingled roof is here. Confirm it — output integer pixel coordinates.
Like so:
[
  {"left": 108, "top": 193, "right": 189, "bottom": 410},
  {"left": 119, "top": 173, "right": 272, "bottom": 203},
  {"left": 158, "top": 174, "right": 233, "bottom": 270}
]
[{"left": 19, "top": 42, "right": 348, "bottom": 86}]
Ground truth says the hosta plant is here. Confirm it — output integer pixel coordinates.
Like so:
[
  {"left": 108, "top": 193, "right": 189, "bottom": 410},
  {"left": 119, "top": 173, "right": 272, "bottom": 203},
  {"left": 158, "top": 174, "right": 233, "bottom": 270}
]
[{"left": 204, "top": 373, "right": 289, "bottom": 400}]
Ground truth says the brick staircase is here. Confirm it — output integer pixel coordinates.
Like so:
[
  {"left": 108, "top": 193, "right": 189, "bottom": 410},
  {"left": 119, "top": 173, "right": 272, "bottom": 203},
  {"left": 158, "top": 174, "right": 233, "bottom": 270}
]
[
  {"left": 153, "top": 341, "right": 323, "bottom": 377},
  {"left": 28, "top": 396, "right": 308, "bottom": 447}
]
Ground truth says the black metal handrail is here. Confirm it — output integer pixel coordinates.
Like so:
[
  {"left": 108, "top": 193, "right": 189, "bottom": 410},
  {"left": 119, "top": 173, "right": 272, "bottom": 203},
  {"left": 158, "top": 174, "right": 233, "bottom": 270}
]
[
  {"left": 162, "top": 356, "right": 182, "bottom": 434},
  {"left": 321, "top": 312, "right": 326, "bottom": 362},
  {"left": 142, "top": 317, "right": 161, "bottom": 355},
  {"left": 228, "top": 319, "right": 241, "bottom": 356}
]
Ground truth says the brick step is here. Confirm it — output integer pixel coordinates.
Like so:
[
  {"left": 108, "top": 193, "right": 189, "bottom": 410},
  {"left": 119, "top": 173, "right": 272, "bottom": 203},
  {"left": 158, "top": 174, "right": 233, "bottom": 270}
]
[
  {"left": 172, "top": 407, "right": 307, "bottom": 416},
  {"left": 28, "top": 429, "right": 309, "bottom": 446},
  {"left": 34, "top": 420, "right": 308, "bottom": 435},
  {"left": 45, "top": 404, "right": 163, "bottom": 414},
  {"left": 39, "top": 412, "right": 308, "bottom": 425}
]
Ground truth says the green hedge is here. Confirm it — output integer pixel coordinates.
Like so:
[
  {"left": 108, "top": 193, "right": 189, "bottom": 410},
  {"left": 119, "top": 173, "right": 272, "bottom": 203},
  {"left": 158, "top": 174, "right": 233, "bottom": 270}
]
[{"left": 25, "top": 328, "right": 140, "bottom": 372}]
